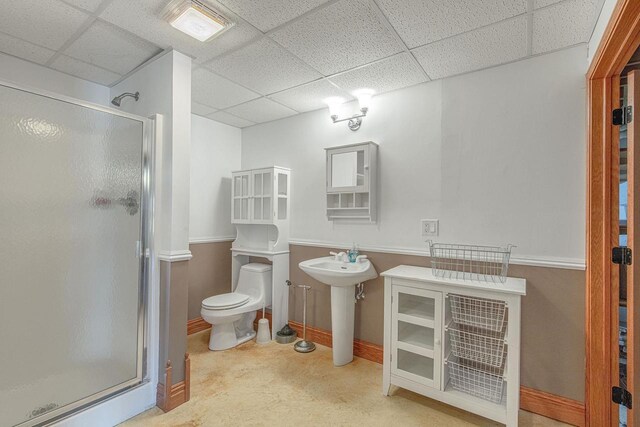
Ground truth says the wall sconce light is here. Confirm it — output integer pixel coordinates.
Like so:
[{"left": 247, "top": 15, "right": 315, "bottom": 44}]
[{"left": 324, "top": 89, "right": 374, "bottom": 131}]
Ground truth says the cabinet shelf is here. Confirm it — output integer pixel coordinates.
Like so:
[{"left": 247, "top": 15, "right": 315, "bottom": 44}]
[
  {"left": 397, "top": 313, "right": 435, "bottom": 328},
  {"left": 397, "top": 341, "right": 434, "bottom": 358},
  {"left": 398, "top": 321, "right": 435, "bottom": 350},
  {"left": 396, "top": 349, "right": 434, "bottom": 382}
]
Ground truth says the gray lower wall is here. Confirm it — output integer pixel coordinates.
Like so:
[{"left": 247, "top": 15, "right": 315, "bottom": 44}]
[
  {"left": 288, "top": 245, "right": 585, "bottom": 403},
  {"left": 187, "top": 241, "right": 585, "bottom": 402},
  {"left": 188, "top": 241, "right": 233, "bottom": 320},
  {"left": 159, "top": 259, "right": 189, "bottom": 384}
]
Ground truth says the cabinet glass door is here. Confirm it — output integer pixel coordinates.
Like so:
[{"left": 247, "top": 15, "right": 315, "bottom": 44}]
[
  {"left": 232, "top": 172, "right": 250, "bottom": 222},
  {"left": 277, "top": 171, "right": 288, "bottom": 220},
  {"left": 252, "top": 170, "right": 272, "bottom": 223},
  {"left": 391, "top": 286, "right": 442, "bottom": 389}
]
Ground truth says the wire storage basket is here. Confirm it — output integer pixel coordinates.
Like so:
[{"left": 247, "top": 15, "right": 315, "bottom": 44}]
[
  {"left": 449, "top": 294, "right": 507, "bottom": 332},
  {"left": 448, "top": 323, "right": 507, "bottom": 368},
  {"left": 428, "top": 242, "right": 514, "bottom": 283},
  {"left": 447, "top": 355, "right": 505, "bottom": 403}
]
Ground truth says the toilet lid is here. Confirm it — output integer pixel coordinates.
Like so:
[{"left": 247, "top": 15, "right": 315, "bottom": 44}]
[{"left": 202, "top": 293, "right": 250, "bottom": 310}]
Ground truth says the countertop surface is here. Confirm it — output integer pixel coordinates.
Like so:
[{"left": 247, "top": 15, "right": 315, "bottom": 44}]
[{"left": 381, "top": 265, "right": 526, "bottom": 295}]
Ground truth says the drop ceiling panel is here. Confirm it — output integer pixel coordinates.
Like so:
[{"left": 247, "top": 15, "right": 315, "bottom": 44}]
[
  {"left": 64, "top": 21, "right": 161, "bottom": 75},
  {"left": 192, "top": 102, "right": 218, "bottom": 117},
  {"left": 533, "top": 0, "right": 564, "bottom": 8},
  {"left": 329, "top": 52, "right": 427, "bottom": 95},
  {"left": 376, "top": 0, "right": 527, "bottom": 48},
  {"left": 100, "top": 0, "right": 262, "bottom": 64},
  {"left": 0, "top": 33, "right": 56, "bottom": 65},
  {"left": 217, "top": 0, "right": 331, "bottom": 32},
  {"left": 270, "top": 0, "right": 403, "bottom": 75},
  {"left": 206, "top": 38, "right": 321, "bottom": 95},
  {"left": 207, "top": 111, "right": 255, "bottom": 127},
  {"left": 412, "top": 16, "right": 528, "bottom": 80},
  {"left": 0, "top": 0, "right": 90, "bottom": 50},
  {"left": 225, "top": 97, "right": 297, "bottom": 123},
  {"left": 60, "top": 0, "right": 107, "bottom": 13},
  {"left": 269, "top": 79, "right": 352, "bottom": 113},
  {"left": 50, "top": 55, "right": 122, "bottom": 86},
  {"left": 192, "top": 68, "right": 260, "bottom": 109},
  {"left": 532, "top": 0, "right": 600, "bottom": 54}
]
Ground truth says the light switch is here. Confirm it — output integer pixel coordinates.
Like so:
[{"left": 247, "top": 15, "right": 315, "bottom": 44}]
[{"left": 421, "top": 219, "right": 439, "bottom": 239}]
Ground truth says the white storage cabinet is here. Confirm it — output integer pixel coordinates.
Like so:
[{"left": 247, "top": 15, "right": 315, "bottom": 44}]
[
  {"left": 382, "top": 266, "right": 526, "bottom": 426},
  {"left": 232, "top": 166, "right": 290, "bottom": 224},
  {"left": 230, "top": 166, "right": 291, "bottom": 339}
]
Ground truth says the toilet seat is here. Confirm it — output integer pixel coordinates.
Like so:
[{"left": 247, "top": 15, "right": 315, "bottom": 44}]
[{"left": 202, "top": 293, "right": 250, "bottom": 310}]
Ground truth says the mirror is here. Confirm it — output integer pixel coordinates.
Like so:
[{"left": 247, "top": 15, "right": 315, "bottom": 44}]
[{"left": 331, "top": 150, "right": 365, "bottom": 188}]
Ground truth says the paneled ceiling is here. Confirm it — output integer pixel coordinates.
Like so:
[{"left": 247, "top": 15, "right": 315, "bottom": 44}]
[{"left": 0, "top": 0, "right": 604, "bottom": 127}]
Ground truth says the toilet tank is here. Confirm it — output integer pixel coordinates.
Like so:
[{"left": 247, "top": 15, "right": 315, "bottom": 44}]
[{"left": 236, "top": 263, "right": 272, "bottom": 306}]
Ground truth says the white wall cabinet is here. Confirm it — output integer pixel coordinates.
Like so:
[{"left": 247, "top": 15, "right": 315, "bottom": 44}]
[
  {"left": 232, "top": 166, "right": 290, "bottom": 225},
  {"left": 382, "top": 266, "right": 526, "bottom": 426},
  {"left": 325, "top": 141, "right": 377, "bottom": 221}
]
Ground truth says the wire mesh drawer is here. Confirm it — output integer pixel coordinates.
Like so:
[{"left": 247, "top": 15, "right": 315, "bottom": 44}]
[
  {"left": 449, "top": 294, "right": 507, "bottom": 332},
  {"left": 448, "top": 323, "right": 507, "bottom": 367},
  {"left": 447, "top": 356, "right": 505, "bottom": 403},
  {"left": 429, "top": 242, "right": 513, "bottom": 283}
]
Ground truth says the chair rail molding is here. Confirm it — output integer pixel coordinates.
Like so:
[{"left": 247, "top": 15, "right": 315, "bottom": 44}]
[
  {"left": 188, "top": 236, "right": 236, "bottom": 244},
  {"left": 288, "top": 239, "right": 586, "bottom": 270},
  {"left": 158, "top": 249, "right": 193, "bottom": 262}
]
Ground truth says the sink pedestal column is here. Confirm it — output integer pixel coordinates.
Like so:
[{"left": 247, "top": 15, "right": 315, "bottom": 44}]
[{"left": 330, "top": 285, "right": 355, "bottom": 366}]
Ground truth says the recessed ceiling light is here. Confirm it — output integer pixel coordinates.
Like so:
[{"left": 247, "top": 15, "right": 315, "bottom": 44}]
[{"left": 163, "top": 0, "right": 234, "bottom": 42}]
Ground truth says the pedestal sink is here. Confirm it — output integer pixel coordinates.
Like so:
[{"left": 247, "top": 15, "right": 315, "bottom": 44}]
[{"left": 299, "top": 256, "right": 378, "bottom": 366}]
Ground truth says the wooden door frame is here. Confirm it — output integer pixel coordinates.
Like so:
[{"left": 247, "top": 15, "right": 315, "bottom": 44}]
[{"left": 587, "top": 0, "right": 640, "bottom": 425}]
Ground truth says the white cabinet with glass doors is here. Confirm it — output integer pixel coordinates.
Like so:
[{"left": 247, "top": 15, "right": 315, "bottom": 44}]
[{"left": 232, "top": 167, "right": 290, "bottom": 224}]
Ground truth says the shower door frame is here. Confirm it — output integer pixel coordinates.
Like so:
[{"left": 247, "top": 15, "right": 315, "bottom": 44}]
[{"left": 0, "top": 79, "right": 158, "bottom": 427}]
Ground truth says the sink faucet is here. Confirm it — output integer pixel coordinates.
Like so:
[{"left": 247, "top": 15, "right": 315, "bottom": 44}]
[{"left": 329, "top": 251, "right": 346, "bottom": 261}]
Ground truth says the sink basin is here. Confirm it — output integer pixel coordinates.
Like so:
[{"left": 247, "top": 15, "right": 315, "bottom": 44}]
[
  {"left": 299, "top": 256, "right": 378, "bottom": 366},
  {"left": 299, "top": 256, "right": 377, "bottom": 287}
]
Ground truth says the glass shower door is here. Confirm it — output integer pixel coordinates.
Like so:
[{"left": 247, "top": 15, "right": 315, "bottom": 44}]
[{"left": 0, "top": 83, "right": 148, "bottom": 426}]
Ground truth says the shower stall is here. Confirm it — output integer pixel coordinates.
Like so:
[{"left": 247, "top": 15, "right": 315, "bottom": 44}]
[{"left": 0, "top": 81, "right": 154, "bottom": 426}]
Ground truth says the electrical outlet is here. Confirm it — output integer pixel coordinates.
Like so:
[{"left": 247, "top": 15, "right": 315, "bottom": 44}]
[{"left": 421, "top": 219, "right": 439, "bottom": 239}]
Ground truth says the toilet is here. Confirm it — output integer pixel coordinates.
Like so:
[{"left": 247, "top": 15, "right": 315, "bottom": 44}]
[{"left": 201, "top": 263, "right": 272, "bottom": 351}]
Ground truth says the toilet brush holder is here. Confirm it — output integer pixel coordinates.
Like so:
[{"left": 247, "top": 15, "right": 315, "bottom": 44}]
[{"left": 256, "top": 318, "right": 271, "bottom": 344}]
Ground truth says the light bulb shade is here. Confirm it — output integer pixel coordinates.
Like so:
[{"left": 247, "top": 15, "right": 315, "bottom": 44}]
[
  {"left": 324, "top": 97, "right": 345, "bottom": 117},
  {"left": 354, "top": 89, "right": 374, "bottom": 111}
]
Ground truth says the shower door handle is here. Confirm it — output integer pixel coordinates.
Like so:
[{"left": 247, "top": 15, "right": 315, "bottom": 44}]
[{"left": 118, "top": 190, "right": 139, "bottom": 215}]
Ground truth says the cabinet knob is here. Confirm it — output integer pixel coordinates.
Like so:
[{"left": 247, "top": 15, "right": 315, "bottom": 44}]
[{"left": 435, "top": 339, "right": 441, "bottom": 347}]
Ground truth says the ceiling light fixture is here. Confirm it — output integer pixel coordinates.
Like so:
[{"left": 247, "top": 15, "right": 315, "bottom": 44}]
[
  {"left": 324, "top": 89, "right": 375, "bottom": 131},
  {"left": 163, "top": 0, "right": 234, "bottom": 42}
]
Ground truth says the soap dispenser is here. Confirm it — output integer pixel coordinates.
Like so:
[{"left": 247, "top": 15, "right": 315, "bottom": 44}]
[{"left": 348, "top": 243, "right": 359, "bottom": 263}]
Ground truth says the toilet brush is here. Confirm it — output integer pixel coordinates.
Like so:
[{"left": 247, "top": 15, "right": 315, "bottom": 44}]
[{"left": 256, "top": 305, "right": 271, "bottom": 344}]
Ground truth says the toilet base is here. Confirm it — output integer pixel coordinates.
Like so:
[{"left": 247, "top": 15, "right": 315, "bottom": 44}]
[{"left": 206, "top": 311, "right": 257, "bottom": 351}]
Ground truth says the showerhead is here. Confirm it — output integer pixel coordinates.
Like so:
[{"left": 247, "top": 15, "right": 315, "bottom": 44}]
[{"left": 111, "top": 91, "right": 139, "bottom": 107}]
